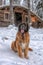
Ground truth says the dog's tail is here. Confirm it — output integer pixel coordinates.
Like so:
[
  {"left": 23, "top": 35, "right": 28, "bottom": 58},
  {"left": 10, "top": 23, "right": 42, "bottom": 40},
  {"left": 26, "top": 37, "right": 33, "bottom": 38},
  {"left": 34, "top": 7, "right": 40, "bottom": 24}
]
[{"left": 28, "top": 48, "right": 33, "bottom": 51}]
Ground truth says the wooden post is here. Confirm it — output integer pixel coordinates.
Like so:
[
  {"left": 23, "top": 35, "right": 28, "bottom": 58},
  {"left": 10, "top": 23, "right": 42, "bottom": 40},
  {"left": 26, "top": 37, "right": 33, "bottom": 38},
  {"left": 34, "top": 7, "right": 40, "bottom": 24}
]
[
  {"left": 10, "top": 0, "right": 14, "bottom": 25},
  {"left": 22, "top": 12, "right": 25, "bottom": 23}
]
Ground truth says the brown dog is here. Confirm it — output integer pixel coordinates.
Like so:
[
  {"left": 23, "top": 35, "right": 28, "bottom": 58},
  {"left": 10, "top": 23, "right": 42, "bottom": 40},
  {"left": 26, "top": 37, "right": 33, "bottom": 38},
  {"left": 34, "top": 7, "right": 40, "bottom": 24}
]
[{"left": 11, "top": 23, "right": 32, "bottom": 59}]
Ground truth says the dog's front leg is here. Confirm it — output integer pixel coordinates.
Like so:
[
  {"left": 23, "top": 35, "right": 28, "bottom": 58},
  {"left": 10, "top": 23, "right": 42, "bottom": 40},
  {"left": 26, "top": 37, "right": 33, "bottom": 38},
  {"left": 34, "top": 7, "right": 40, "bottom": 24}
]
[
  {"left": 17, "top": 45, "right": 23, "bottom": 58},
  {"left": 24, "top": 47, "right": 29, "bottom": 59}
]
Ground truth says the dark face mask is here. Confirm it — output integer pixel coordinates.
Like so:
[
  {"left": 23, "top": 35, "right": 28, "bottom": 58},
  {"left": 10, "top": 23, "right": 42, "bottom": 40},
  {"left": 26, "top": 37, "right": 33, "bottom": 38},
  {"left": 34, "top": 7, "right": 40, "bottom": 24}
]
[
  {"left": 18, "top": 23, "right": 29, "bottom": 33},
  {"left": 20, "top": 24, "right": 26, "bottom": 33}
]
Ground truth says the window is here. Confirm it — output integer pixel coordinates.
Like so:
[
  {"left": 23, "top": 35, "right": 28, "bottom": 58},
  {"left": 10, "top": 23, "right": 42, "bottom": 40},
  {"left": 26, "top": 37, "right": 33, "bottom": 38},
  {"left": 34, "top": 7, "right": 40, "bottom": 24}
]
[
  {"left": 4, "top": 13, "right": 10, "bottom": 20},
  {"left": 5, "top": 13, "right": 9, "bottom": 19}
]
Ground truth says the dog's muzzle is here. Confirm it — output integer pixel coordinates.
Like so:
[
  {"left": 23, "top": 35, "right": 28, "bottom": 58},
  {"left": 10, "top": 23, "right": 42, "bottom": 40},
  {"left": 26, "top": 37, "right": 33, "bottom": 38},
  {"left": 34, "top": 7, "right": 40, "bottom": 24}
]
[{"left": 21, "top": 29, "right": 24, "bottom": 33}]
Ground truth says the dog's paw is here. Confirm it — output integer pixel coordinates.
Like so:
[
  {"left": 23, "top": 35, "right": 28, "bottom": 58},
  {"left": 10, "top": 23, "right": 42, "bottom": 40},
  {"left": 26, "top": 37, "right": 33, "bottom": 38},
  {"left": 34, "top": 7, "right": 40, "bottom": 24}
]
[
  {"left": 24, "top": 55, "right": 29, "bottom": 59},
  {"left": 25, "top": 56, "right": 29, "bottom": 59},
  {"left": 19, "top": 54, "right": 23, "bottom": 58},
  {"left": 29, "top": 48, "right": 33, "bottom": 51}
]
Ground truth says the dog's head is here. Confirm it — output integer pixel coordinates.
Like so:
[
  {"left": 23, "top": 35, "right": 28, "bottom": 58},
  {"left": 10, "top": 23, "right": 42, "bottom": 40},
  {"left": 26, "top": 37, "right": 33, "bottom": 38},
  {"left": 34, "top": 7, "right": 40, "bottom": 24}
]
[{"left": 18, "top": 23, "right": 29, "bottom": 33}]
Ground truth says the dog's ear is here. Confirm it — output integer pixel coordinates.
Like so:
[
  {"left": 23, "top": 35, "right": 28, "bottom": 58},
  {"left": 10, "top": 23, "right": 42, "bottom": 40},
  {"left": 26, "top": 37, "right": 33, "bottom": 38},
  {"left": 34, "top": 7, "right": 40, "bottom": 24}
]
[{"left": 18, "top": 23, "right": 22, "bottom": 31}]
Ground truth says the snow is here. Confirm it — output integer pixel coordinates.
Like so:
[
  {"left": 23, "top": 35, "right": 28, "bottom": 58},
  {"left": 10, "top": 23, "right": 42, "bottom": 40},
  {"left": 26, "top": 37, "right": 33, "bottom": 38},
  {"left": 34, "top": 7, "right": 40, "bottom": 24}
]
[{"left": 0, "top": 25, "right": 43, "bottom": 65}]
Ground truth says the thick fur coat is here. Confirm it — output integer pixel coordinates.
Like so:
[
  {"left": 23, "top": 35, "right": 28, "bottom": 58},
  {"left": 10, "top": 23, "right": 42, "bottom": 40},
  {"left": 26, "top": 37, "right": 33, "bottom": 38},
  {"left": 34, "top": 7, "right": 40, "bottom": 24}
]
[{"left": 11, "top": 23, "right": 32, "bottom": 59}]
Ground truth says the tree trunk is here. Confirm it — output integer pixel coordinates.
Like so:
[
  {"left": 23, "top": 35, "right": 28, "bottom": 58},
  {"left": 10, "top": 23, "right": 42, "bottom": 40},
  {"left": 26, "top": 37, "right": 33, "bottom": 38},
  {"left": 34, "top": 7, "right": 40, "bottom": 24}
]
[
  {"left": 42, "top": 0, "right": 43, "bottom": 19},
  {"left": 27, "top": 0, "right": 31, "bottom": 24},
  {"left": 10, "top": 0, "right": 14, "bottom": 25}
]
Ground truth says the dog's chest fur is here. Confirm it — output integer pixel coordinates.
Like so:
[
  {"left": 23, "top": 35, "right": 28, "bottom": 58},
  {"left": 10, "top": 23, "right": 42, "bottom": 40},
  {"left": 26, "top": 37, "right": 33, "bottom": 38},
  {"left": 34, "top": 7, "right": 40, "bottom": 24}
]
[
  {"left": 19, "top": 33, "right": 28, "bottom": 49},
  {"left": 20, "top": 43, "right": 26, "bottom": 50},
  {"left": 17, "top": 32, "right": 29, "bottom": 50}
]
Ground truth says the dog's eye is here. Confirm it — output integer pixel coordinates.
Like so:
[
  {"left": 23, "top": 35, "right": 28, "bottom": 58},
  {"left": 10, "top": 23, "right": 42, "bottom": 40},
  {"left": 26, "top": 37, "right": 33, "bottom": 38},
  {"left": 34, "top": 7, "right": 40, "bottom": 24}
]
[{"left": 21, "top": 25, "right": 24, "bottom": 29}]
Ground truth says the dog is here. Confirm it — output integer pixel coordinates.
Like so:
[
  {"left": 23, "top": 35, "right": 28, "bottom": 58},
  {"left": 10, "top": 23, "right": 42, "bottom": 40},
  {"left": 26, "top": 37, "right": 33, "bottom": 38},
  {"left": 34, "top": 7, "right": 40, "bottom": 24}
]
[{"left": 11, "top": 23, "right": 32, "bottom": 59}]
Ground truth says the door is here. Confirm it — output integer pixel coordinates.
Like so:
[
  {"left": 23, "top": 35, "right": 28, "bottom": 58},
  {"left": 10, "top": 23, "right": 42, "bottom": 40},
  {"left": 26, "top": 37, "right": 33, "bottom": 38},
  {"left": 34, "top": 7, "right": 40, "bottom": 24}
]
[{"left": 15, "top": 12, "right": 22, "bottom": 26}]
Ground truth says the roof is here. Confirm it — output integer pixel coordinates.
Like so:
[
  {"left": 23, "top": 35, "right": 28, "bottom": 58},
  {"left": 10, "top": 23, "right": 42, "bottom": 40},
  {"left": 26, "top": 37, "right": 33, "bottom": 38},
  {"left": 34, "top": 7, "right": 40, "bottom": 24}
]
[{"left": 30, "top": 10, "right": 43, "bottom": 22}]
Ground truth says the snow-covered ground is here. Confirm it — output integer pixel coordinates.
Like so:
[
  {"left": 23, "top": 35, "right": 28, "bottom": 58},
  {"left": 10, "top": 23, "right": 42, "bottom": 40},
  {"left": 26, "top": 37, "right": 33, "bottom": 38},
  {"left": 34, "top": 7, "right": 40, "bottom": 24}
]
[{"left": 0, "top": 25, "right": 43, "bottom": 65}]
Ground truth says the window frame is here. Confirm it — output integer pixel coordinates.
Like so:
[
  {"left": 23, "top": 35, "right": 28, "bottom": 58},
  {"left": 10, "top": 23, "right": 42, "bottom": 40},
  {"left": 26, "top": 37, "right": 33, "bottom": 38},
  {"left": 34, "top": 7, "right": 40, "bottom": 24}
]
[{"left": 4, "top": 12, "right": 10, "bottom": 21}]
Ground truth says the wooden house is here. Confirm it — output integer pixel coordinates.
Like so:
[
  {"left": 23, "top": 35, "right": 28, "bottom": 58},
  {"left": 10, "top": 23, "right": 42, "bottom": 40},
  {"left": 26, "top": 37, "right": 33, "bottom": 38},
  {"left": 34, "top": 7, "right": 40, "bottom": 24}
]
[{"left": 0, "top": 0, "right": 43, "bottom": 27}]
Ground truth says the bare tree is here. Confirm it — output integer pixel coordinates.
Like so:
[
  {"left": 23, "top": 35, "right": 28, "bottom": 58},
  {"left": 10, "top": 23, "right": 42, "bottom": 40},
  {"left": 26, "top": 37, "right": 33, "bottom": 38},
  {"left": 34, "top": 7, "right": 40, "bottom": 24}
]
[
  {"left": 36, "top": 0, "right": 43, "bottom": 19},
  {"left": 27, "top": 0, "right": 31, "bottom": 24},
  {"left": 10, "top": 0, "right": 14, "bottom": 25}
]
